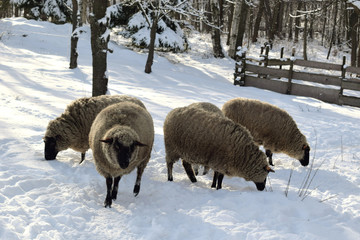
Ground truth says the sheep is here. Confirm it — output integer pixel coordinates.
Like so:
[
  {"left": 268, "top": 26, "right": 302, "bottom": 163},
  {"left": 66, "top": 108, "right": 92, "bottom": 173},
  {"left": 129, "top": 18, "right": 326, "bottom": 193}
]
[
  {"left": 163, "top": 105, "right": 274, "bottom": 191},
  {"left": 187, "top": 102, "right": 224, "bottom": 176},
  {"left": 89, "top": 101, "right": 154, "bottom": 208},
  {"left": 222, "top": 97, "right": 310, "bottom": 167},
  {"left": 44, "top": 95, "right": 145, "bottom": 162}
]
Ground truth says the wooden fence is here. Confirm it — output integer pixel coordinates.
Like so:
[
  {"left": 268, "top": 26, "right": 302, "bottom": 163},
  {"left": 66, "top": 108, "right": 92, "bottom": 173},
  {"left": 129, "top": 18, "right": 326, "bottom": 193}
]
[{"left": 234, "top": 46, "right": 360, "bottom": 108}]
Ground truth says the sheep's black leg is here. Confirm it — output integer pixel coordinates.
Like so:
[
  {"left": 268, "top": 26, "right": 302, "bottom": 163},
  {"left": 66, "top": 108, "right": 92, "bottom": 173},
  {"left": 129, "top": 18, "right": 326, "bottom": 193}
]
[
  {"left": 182, "top": 160, "right": 197, "bottom": 183},
  {"left": 193, "top": 165, "right": 199, "bottom": 176},
  {"left": 166, "top": 154, "right": 177, "bottom": 181},
  {"left": 216, "top": 173, "right": 224, "bottom": 190},
  {"left": 111, "top": 176, "right": 121, "bottom": 200},
  {"left": 167, "top": 161, "right": 174, "bottom": 181},
  {"left": 211, "top": 171, "right": 218, "bottom": 188},
  {"left": 104, "top": 177, "right": 113, "bottom": 208},
  {"left": 203, "top": 166, "right": 210, "bottom": 175},
  {"left": 133, "top": 165, "right": 145, "bottom": 197},
  {"left": 266, "top": 149, "right": 274, "bottom": 166},
  {"left": 79, "top": 152, "right": 86, "bottom": 164}
]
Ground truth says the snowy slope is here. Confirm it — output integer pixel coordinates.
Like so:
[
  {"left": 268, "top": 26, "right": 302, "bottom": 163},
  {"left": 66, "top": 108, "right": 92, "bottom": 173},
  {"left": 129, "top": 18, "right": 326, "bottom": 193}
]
[{"left": 0, "top": 18, "right": 360, "bottom": 240}]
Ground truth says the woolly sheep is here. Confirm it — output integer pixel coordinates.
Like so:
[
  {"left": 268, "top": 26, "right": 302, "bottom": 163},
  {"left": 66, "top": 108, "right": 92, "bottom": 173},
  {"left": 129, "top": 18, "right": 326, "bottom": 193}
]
[
  {"left": 89, "top": 101, "right": 154, "bottom": 208},
  {"left": 163, "top": 105, "right": 274, "bottom": 191},
  {"left": 44, "top": 95, "right": 145, "bottom": 162},
  {"left": 188, "top": 102, "right": 224, "bottom": 176},
  {"left": 222, "top": 97, "right": 310, "bottom": 166}
]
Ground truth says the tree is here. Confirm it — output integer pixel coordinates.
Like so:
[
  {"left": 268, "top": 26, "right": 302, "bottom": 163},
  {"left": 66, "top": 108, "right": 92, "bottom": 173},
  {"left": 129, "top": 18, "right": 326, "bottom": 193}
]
[
  {"left": 10, "top": 0, "right": 72, "bottom": 23},
  {"left": 144, "top": 1, "right": 160, "bottom": 74},
  {"left": 252, "top": 0, "right": 264, "bottom": 43},
  {"left": 69, "top": 0, "right": 79, "bottom": 69},
  {"left": 228, "top": 0, "right": 242, "bottom": 59},
  {"left": 210, "top": 0, "right": 224, "bottom": 58},
  {"left": 90, "top": 0, "right": 109, "bottom": 96},
  {"left": 228, "top": 0, "right": 250, "bottom": 59}
]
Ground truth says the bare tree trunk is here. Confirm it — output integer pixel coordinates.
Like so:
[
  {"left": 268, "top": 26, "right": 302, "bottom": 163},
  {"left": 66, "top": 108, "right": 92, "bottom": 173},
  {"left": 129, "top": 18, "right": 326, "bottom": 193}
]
[
  {"left": 303, "top": 13, "right": 308, "bottom": 60},
  {"left": 70, "top": 0, "right": 79, "bottom": 69},
  {"left": 235, "top": 0, "right": 249, "bottom": 47},
  {"left": 263, "top": 0, "right": 274, "bottom": 42},
  {"left": 210, "top": 0, "right": 224, "bottom": 58},
  {"left": 270, "top": 1, "right": 280, "bottom": 39},
  {"left": 145, "top": 12, "right": 159, "bottom": 74},
  {"left": 294, "top": 1, "right": 302, "bottom": 43},
  {"left": 327, "top": 1, "right": 338, "bottom": 60},
  {"left": 350, "top": 10, "right": 358, "bottom": 67},
  {"left": 277, "top": 0, "right": 284, "bottom": 38},
  {"left": 226, "top": 2, "right": 234, "bottom": 45},
  {"left": 321, "top": 4, "right": 328, "bottom": 46},
  {"left": 81, "top": 0, "right": 88, "bottom": 25},
  {"left": 90, "top": 0, "right": 109, "bottom": 96},
  {"left": 252, "top": 0, "right": 264, "bottom": 43},
  {"left": 228, "top": 0, "right": 242, "bottom": 59},
  {"left": 288, "top": 2, "right": 293, "bottom": 40}
]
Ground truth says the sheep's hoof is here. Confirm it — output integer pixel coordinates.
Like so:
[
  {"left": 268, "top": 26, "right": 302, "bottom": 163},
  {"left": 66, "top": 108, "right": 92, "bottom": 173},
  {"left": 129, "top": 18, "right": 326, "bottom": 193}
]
[
  {"left": 190, "top": 178, "right": 197, "bottom": 183},
  {"left": 104, "top": 196, "right": 112, "bottom": 208},
  {"left": 133, "top": 184, "right": 140, "bottom": 197},
  {"left": 168, "top": 176, "right": 173, "bottom": 181},
  {"left": 111, "top": 190, "right": 118, "bottom": 200}
]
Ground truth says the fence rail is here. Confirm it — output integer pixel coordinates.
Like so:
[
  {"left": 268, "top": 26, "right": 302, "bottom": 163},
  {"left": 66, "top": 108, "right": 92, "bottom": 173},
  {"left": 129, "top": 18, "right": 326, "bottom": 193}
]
[{"left": 234, "top": 46, "right": 360, "bottom": 108}]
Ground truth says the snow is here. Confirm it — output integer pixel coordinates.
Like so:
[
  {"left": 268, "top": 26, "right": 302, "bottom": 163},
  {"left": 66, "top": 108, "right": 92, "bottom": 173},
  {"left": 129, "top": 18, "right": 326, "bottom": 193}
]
[
  {"left": 126, "top": 11, "right": 186, "bottom": 51},
  {"left": 1, "top": 17, "right": 360, "bottom": 239}
]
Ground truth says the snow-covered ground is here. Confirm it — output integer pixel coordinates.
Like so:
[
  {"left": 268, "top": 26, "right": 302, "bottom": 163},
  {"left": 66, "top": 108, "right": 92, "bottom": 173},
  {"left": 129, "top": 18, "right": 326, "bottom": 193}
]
[{"left": 0, "top": 18, "right": 359, "bottom": 240}]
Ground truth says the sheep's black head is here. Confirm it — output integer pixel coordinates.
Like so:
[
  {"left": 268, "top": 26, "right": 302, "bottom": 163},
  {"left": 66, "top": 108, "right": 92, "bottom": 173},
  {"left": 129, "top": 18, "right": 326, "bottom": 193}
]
[
  {"left": 100, "top": 138, "right": 147, "bottom": 169},
  {"left": 299, "top": 144, "right": 310, "bottom": 166},
  {"left": 253, "top": 166, "right": 275, "bottom": 191},
  {"left": 44, "top": 136, "right": 59, "bottom": 160}
]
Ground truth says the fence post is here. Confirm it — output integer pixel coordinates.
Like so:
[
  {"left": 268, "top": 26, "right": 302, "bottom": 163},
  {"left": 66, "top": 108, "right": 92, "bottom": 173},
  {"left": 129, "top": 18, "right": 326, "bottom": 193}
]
[
  {"left": 234, "top": 47, "right": 246, "bottom": 86},
  {"left": 280, "top": 47, "right": 284, "bottom": 70},
  {"left": 259, "top": 45, "right": 270, "bottom": 79},
  {"left": 287, "top": 48, "right": 296, "bottom": 94},
  {"left": 339, "top": 56, "right": 346, "bottom": 105},
  {"left": 264, "top": 45, "right": 270, "bottom": 68}
]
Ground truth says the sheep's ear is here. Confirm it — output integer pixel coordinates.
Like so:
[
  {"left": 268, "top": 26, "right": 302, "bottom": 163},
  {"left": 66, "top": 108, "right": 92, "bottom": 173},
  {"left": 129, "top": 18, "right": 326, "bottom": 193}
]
[
  {"left": 100, "top": 138, "right": 113, "bottom": 144},
  {"left": 302, "top": 144, "right": 310, "bottom": 151},
  {"left": 264, "top": 166, "right": 275, "bottom": 173},
  {"left": 134, "top": 141, "right": 147, "bottom": 147}
]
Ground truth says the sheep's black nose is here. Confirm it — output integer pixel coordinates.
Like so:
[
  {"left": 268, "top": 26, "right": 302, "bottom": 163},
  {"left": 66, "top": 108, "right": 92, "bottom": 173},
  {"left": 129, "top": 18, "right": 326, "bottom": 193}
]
[
  {"left": 299, "top": 149, "right": 310, "bottom": 166},
  {"left": 117, "top": 155, "right": 130, "bottom": 169},
  {"left": 300, "top": 158, "right": 309, "bottom": 166},
  {"left": 45, "top": 151, "right": 58, "bottom": 160},
  {"left": 44, "top": 137, "right": 58, "bottom": 160},
  {"left": 255, "top": 182, "right": 266, "bottom": 191},
  {"left": 119, "top": 161, "right": 129, "bottom": 169}
]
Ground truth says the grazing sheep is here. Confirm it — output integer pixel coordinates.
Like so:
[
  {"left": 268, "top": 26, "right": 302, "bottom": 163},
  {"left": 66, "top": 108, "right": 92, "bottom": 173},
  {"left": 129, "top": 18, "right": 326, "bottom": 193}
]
[
  {"left": 222, "top": 97, "right": 310, "bottom": 166},
  {"left": 89, "top": 102, "right": 154, "bottom": 208},
  {"left": 188, "top": 102, "right": 223, "bottom": 176},
  {"left": 44, "top": 95, "right": 145, "bottom": 162},
  {"left": 164, "top": 105, "right": 274, "bottom": 191}
]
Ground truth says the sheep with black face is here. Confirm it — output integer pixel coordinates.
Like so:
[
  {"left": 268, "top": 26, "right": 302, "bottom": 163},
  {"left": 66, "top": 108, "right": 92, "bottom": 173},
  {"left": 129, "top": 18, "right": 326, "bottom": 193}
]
[
  {"left": 222, "top": 98, "right": 310, "bottom": 167},
  {"left": 188, "top": 102, "right": 223, "bottom": 176},
  {"left": 89, "top": 101, "right": 154, "bottom": 208},
  {"left": 164, "top": 105, "right": 274, "bottom": 191},
  {"left": 43, "top": 95, "right": 145, "bottom": 162}
]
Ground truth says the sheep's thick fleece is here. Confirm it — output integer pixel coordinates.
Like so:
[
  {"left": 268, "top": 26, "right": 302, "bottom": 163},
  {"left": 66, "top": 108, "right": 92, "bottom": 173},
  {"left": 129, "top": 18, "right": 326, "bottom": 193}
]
[
  {"left": 89, "top": 102, "right": 154, "bottom": 178},
  {"left": 44, "top": 95, "right": 145, "bottom": 156},
  {"left": 164, "top": 106, "right": 269, "bottom": 183},
  {"left": 222, "top": 97, "right": 308, "bottom": 160},
  {"left": 187, "top": 102, "right": 223, "bottom": 175},
  {"left": 188, "top": 102, "right": 223, "bottom": 116}
]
